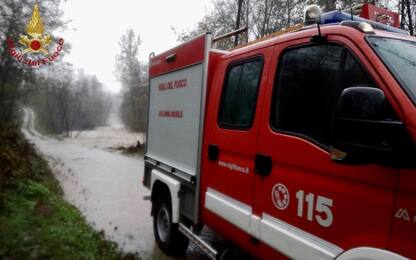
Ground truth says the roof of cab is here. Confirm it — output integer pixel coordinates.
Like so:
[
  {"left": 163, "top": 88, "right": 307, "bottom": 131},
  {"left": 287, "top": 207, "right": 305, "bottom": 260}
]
[{"left": 219, "top": 23, "right": 413, "bottom": 59}]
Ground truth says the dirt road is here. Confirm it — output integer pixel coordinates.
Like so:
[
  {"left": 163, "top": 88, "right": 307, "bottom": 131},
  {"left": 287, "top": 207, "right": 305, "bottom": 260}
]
[{"left": 22, "top": 108, "right": 207, "bottom": 259}]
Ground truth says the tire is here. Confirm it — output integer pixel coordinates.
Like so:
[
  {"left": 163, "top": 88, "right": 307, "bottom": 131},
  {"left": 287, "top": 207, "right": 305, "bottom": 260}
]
[{"left": 153, "top": 193, "right": 189, "bottom": 256}]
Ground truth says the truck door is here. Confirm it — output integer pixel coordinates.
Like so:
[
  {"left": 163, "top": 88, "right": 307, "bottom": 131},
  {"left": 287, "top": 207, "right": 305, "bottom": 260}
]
[
  {"left": 202, "top": 47, "right": 272, "bottom": 249},
  {"left": 254, "top": 38, "right": 399, "bottom": 258}
]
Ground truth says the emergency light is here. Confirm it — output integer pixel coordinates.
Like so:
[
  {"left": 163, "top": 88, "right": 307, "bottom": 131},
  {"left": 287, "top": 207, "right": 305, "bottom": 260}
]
[
  {"left": 304, "top": 5, "right": 322, "bottom": 26},
  {"left": 319, "top": 10, "right": 408, "bottom": 35}
]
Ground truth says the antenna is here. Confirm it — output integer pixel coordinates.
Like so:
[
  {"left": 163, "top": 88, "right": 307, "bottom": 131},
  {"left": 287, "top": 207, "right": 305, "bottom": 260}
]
[{"left": 317, "top": 22, "right": 322, "bottom": 36}]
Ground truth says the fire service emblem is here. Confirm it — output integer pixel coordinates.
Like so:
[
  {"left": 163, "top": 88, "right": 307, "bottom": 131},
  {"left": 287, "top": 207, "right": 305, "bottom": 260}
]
[
  {"left": 272, "top": 183, "right": 290, "bottom": 210},
  {"left": 7, "top": 3, "right": 64, "bottom": 67}
]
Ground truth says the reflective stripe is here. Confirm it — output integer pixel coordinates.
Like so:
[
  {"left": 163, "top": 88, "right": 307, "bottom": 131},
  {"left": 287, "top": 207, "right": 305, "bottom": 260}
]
[
  {"left": 205, "top": 188, "right": 252, "bottom": 234},
  {"left": 336, "top": 247, "right": 408, "bottom": 260},
  {"left": 205, "top": 188, "right": 343, "bottom": 259},
  {"left": 261, "top": 213, "right": 342, "bottom": 259}
]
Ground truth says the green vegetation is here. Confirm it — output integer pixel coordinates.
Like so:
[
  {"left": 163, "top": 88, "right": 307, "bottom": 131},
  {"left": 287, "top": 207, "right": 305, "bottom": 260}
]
[
  {"left": 0, "top": 179, "right": 120, "bottom": 259},
  {"left": 0, "top": 125, "right": 130, "bottom": 259}
]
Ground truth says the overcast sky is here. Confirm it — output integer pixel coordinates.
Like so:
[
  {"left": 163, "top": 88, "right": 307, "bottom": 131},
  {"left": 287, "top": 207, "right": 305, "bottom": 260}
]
[{"left": 60, "top": 0, "right": 214, "bottom": 93}]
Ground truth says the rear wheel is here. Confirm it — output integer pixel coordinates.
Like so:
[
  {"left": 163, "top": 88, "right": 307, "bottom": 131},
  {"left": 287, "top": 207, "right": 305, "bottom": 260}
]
[{"left": 153, "top": 193, "right": 189, "bottom": 256}]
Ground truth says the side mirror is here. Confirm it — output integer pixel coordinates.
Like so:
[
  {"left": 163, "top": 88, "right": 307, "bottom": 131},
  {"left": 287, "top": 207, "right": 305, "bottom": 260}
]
[
  {"left": 336, "top": 87, "right": 386, "bottom": 120},
  {"left": 332, "top": 87, "right": 413, "bottom": 165}
]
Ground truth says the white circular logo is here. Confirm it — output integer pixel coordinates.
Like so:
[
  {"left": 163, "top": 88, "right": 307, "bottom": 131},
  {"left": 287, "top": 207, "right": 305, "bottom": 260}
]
[{"left": 271, "top": 183, "right": 290, "bottom": 210}]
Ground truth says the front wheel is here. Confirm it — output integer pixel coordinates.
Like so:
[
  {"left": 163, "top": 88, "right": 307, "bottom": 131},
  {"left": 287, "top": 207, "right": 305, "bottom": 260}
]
[{"left": 153, "top": 194, "right": 189, "bottom": 256}]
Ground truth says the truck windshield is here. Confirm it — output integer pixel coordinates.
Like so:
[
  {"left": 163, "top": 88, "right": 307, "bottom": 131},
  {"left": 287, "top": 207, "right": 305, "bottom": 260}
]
[{"left": 367, "top": 36, "right": 416, "bottom": 104}]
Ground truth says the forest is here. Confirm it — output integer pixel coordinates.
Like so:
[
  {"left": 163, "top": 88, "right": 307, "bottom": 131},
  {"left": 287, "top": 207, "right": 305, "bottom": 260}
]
[{"left": 0, "top": 0, "right": 112, "bottom": 136}]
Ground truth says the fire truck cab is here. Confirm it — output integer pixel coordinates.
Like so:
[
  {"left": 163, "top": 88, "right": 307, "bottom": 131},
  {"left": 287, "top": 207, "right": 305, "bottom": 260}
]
[{"left": 143, "top": 5, "right": 416, "bottom": 260}]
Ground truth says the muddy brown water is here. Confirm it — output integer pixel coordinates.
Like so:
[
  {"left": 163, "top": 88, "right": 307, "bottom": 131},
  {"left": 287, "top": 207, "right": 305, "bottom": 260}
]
[{"left": 22, "top": 108, "right": 213, "bottom": 259}]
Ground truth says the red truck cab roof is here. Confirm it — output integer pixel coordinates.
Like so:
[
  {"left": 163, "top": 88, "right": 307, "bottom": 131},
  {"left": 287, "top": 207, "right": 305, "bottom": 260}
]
[{"left": 222, "top": 24, "right": 414, "bottom": 60}]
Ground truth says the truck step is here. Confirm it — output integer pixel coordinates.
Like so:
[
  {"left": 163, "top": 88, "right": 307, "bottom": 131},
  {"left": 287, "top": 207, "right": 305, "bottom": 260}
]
[{"left": 178, "top": 223, "right": 218, "bottom": 260}]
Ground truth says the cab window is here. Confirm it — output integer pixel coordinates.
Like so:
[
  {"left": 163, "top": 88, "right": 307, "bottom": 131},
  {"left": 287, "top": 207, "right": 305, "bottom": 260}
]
[
  {"left": 271, "top": 44, "right": 375, "bottom": 146},
  {"left": 218, "top": 58, "right": 263, "bottom": 129}
]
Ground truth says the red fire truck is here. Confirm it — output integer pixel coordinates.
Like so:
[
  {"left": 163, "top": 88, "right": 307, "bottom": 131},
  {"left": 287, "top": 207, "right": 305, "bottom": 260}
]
[{"left": 143, "top": 4, "right": 416, "bottom": 259}]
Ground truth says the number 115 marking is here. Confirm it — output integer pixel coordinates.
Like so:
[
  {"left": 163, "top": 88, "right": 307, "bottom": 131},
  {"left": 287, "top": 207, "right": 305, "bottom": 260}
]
[{"left": 296, "top": 190, "right": 334, "bottom": 228}]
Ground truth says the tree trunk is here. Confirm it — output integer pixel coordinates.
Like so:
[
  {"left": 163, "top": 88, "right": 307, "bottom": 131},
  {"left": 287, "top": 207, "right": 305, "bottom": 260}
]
[
  {"left": 405, "top": 0, "right": 414, "bottom": 35},
  {"left": 234, "top": 0, "right": 243, "bottom": 46},
  {"left": 400, "top": 0, "right": 406, "bottom": 29},
  {"left": 246, "top": 0, "right": 249, "bottom": 43},
  {"left": 261, "top": 0, "right": 269, "bottom": 37}
]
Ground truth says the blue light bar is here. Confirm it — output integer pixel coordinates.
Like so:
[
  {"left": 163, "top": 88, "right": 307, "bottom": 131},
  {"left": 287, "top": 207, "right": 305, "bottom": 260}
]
[{"left": 320, "top": 10, "right": 408, "bottom": 35}]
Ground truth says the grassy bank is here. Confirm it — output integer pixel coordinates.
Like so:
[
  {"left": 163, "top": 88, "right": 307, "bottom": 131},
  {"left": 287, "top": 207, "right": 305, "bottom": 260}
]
[{"left": 0, "top": 125, "right": 130, "bottom": 259}]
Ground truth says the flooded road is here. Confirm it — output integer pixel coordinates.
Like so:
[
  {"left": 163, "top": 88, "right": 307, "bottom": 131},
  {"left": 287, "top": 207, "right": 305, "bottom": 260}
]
[{"left": 22, "top": 108, "right": 209, "bottom": 259}]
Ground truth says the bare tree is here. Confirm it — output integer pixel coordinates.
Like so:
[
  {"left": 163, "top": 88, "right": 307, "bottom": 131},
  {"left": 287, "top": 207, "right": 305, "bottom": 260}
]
[
  {"left": 405, "top": 0, "right": 415, "bottom": 35},
  {"left": 28, "top": 65, "right": 112, "bottom": 136},
  {"left": 115, "top": 30, "right": 148, "bottom": 132},
  {"left": 174, "top": 0, "right": 303, "bottom": 48},
  {"left": 176, "top": 0, "right": 416, "bottom": 49}
]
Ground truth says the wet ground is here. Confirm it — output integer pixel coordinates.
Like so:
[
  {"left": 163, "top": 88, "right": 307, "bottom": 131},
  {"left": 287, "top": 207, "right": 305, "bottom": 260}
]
[{"left": 22, "top": 108, "right": 210, "bottom": 259}]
